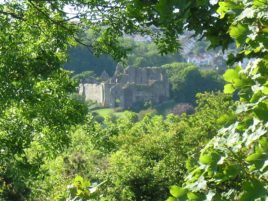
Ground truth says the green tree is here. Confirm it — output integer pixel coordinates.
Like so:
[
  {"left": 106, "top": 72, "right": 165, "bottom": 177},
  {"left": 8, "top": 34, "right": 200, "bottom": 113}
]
[
  {"left": 163, "top": 62, "right": 224, "bottom": 103},
  {"left": 1, "top": 0, "right": 267, "bottom": 200},
  {"left": 65, "top": 35, "right": 185, "bottom": 76},
  {"left": 65, "top": 46, "right": 117, "bottom": 76},
  {"left": 0, "top": 1, "right": 87, "bottom": 200},
  {"left": 168, "top": 1, "right": 268, "bottom": 200},
  {"left": 120, "top": 38, "right": 184, "bottom": 68},
  {"left": 37, "top": 93, "right": 232, "bottom": 201}
]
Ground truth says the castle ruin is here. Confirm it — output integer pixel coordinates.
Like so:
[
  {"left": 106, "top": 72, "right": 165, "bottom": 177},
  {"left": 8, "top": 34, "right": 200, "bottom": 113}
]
[{"left": 79, "top": 65, "right": 170, "bottom": 109}]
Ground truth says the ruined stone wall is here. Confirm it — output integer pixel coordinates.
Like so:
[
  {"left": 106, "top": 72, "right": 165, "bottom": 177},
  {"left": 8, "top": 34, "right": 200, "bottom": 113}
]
[
  {"left": 102, "top": 83, "right": 115, "bottom": 107},
  {"left": 149, "top": 80, "right": 170, "bottom": 102},
  {"left": 122, "top": 80, "right": 169, "bottom": 109},
  {"left": 123, "top": 67, "right": 166, "bottom": 85},
  {"left": 78, "top": 66, "right": 170, "bottom": 109},
  {"left": 79, "top": 83, "right": 104, "bottom": 104},
  {"left": 147, "top": 68, "right": 163, "bottom": 81},
  {"left": 78, "top": 84, "right": 85, "bottom": 96}
]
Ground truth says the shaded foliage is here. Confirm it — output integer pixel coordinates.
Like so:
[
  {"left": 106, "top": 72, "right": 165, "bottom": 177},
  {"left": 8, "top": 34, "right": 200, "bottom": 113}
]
[
  {"left": 30, "top": 92, "right": 233, "bottom": 201},
  {"left": 169, "top": 1, "right": 268, "bottom": 200},
  {"left": 163, "top": 63, "right": 224, "bottom": 103},
  {"left": 65, "top": 47, "right": 117, "bottom": 76},
  {"left": 0, "top": 1, "right": 88, "bottom": 200}
]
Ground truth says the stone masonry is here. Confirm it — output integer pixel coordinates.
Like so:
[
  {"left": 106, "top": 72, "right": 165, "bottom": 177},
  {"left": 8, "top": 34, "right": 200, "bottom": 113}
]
[{"left": 79, "top": 65, "right": 170, "bottom": 109}]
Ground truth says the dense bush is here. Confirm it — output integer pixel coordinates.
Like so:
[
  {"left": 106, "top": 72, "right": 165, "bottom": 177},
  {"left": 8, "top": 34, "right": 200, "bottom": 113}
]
[
  {"left": 169, "top": 103, "right": 194, "bottom": 116},
  {"left": 30, "top": 92, "right": 233, "bottom": 201},
  {"left": 163, "top": 62, "right": 224, "bottom": 103}
]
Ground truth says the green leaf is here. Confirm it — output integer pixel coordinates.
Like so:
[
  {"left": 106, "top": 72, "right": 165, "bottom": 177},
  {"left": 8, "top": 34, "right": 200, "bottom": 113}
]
[
  {"left": 246, "top": 142, "right": 268, "bottom": 170},
  {"left": 74, "top": 176, "right": 91, "bottom": 188},
  {"left": 217, "top": 2, "right": 236, "bottom": 19},
  {"left": 240, "top": 180, "right": 268, "bottom": 201},
  {"left": 246, "top": 152, "right": 263, "bottom": 162},
  {"left": 199, "top": 151, "right": 220, "bottom": 165},
  {"left": 259, "top": 137, "right": 268, "bottom": 151},
  {"left": 187, "top": 192, "right": 199, "bottom": 200},
  {"left": 166, "top": 196, "right": 177, "bottom": 201},
  {"left": 250, "top": 91, "right": 262, "bottom": 103},
  {"left": 217, "top": 112, "right": 236, "bottom": 125},
  {"left": 224, "top": 84, "right": 235, "bottom": 94},
  {"left": 253, "top": 0, "right": 268, "bottom": 8},
  {"left": 187, "top": 192, "right": 205, "bottom": 201},
  {"left": 244, "top": 49, "right": 252, "bottom": 55},
  {"left": 262, "top": 28, "right": 268, "bottom": 33},
  {"left": 262, "top": 87, "right": 268, "bottom": 94},
  {"left": 229, "top": 24, "right": 249, "bottom": 47},
  {"left": 254, "top": 102, "right": 268, "bottom": 121},
  {"left": 223, "top": 67, "right": 241, "bottom": 83},
  {"left": 170, "top": 185, "right": 187, "bottom": 198},
  {"left": 223, "top": 164, "right": 240, "bottom": 179}
]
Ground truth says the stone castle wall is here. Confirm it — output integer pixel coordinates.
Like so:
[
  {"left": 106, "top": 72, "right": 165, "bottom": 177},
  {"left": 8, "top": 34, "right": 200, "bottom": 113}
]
[
  {"left": 80, "top": 83, "right": 104, "bottom": 103},
  {"left": 118, "top": 67, "right": 165, "bottom": 85},
  {"left": 79, "top": 66, "right": 170, "bottom": 109}
]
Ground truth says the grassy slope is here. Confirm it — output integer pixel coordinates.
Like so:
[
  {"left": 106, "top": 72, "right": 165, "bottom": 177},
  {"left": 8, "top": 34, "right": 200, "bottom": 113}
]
[
  {"left": 91, "top": 108, "right": 126, "bottom": 117},
  {"left": 90, "top": 99, "right": 178, "bottom": 118}
]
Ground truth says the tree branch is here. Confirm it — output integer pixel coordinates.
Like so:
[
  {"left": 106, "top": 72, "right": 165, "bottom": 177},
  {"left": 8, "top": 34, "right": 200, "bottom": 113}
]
[
  {"left": 0, "top": 10, "right": 24, "bottom": 20},
  {"left": 28, "top": 0, "right": 93, "bottom": 53}
]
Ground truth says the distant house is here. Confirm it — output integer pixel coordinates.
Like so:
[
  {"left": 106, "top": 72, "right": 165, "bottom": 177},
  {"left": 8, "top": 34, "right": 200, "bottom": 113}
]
[{"left": 187, "top": 53, "right": 215, "bottom": 67}]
